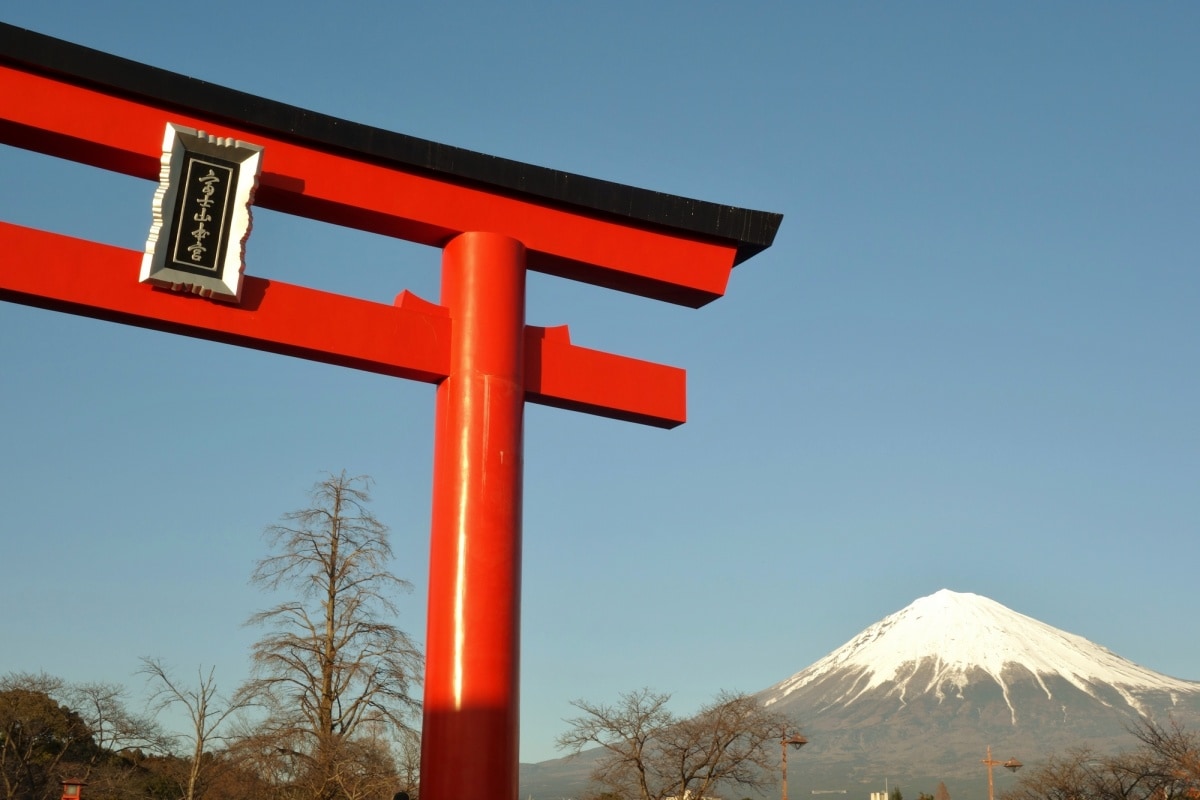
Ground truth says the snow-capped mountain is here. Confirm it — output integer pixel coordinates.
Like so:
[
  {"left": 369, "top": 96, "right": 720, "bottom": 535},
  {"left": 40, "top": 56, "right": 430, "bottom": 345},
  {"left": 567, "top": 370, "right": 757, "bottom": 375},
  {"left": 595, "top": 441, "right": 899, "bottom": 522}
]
[
  {"left": 764, "top": 589, "right": 1197, "bottom": 721},
  {"left": 758, "top": 589, "right": 1200, "bottom": 795}
]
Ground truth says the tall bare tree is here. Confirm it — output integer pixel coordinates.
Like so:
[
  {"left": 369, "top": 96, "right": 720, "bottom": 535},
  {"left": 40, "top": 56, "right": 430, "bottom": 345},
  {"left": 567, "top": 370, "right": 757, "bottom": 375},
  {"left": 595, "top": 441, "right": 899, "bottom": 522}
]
[
  {"left": 558, "top": 688, "right": 799, "bottom": 800},
  {"left": 140, "top": 659, "right": 249, "bottom": 800},
  {"left": 237, "top": 472, "right": 422, "bottom": 800}
]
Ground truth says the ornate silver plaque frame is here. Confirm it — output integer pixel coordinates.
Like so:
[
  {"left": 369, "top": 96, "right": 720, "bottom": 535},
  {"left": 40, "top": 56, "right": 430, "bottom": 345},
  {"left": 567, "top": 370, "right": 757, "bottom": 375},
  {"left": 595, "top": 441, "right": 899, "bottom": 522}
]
[{"left": 140, "top": 123, "right": 263, "bottom": 303}]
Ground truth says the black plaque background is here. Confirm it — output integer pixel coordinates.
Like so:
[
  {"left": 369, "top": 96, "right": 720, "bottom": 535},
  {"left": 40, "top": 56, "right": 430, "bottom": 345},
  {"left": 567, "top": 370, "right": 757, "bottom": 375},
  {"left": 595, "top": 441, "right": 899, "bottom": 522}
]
[{"left": 167, "top": 152, "right": 240, "bottom": 279}]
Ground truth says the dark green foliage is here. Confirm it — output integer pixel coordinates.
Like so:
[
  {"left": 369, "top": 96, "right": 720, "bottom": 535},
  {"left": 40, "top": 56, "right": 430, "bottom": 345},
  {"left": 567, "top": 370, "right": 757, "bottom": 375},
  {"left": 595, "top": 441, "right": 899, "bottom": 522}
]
[{"left": 0, "top": 686, "right": 96, "bottom": 800}]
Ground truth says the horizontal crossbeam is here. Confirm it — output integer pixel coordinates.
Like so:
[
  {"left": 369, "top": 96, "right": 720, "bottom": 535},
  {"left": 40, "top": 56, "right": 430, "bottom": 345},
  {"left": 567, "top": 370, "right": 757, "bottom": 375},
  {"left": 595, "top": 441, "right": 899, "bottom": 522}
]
[
  {"left": 0, "top": 221, "right": 685, "bottom": 428},
  {"left": 0, "top": 60, "right": 746, "bottom": 307}
]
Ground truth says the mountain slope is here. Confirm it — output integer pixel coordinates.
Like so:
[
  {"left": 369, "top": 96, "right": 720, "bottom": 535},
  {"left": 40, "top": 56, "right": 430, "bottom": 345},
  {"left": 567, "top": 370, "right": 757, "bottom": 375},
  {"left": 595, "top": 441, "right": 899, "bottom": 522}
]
[
  {"left": 758, "top": 589, "right": 1200, "bottom": 794},
  {"left": 764, "top": 589, "right": 1197, "bottom": 723}
]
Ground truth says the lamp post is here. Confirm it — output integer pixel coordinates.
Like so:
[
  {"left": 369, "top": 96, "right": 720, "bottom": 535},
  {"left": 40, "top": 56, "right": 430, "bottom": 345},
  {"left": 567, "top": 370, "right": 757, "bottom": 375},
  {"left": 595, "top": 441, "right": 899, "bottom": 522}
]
[
  {"left": 781, "top": 733, "right": 808, "bottom": 800},
  {"left": 982, "top": 745, "right": 1022, "bottom": 800}
]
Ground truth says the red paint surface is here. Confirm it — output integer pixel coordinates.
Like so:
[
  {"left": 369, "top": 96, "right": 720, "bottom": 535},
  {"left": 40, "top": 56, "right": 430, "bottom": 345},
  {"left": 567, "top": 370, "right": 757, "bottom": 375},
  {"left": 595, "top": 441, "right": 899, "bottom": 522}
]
[
  {"left": 423, "top": 233, "right": 526, "bottom": 799},
  {"left": 0, "top": 221, "right": 685, "bottom": 427},
  {"left": 0, "top": 64, "right": 740, "bottom": 307}
]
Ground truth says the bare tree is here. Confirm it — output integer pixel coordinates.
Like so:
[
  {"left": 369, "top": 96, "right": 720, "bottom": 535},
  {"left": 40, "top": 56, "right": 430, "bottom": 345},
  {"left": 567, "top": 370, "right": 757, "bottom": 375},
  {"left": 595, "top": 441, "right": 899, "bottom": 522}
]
[
  {"left": 1128, "top": 720, "right": 1200, "bottom": 800},
  {"left": 558, "top": 688, "right": 799, "bottom": 800},
  {"left": 559, "top": 688, "right": 675, "bottom": 800},
  {"left": 140, "top": 659, "right": 250, "bottom": 800},
  {"left": 660, "top": 691, "right": 797, "bottom": 800},
  {"left": 392, "top": 728, "right": 421, "bottom": 800},
  {"left": 65, "top": 682, "right": 166, "bottom": 762},
  {"left": 237, "top": 472, "right": 423, "bottom": 800},
  {"left": 1003, "top": 720, "right": 1200, "bottom": 800}
]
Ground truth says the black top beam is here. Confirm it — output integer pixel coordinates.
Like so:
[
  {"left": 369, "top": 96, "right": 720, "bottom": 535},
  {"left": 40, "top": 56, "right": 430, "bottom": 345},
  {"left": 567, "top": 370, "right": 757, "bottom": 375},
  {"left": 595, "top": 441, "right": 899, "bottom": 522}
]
[{"left": 0, "top": 23, "right": 782, "bottom": 265}]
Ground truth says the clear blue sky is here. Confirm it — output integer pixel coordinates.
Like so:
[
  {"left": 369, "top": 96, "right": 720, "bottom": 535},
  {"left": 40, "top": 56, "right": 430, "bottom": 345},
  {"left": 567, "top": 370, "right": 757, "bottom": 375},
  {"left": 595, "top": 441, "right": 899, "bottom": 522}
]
[{"left": 2, "top": 3, "right": 1197, "bottom": 764}]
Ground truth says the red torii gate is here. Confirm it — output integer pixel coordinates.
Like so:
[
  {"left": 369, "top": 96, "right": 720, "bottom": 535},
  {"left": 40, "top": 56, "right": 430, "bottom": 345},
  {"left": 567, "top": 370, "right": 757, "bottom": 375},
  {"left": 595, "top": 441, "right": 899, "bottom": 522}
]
[{"left": 0, "top": 24, "right": 782, "bottom": 800}]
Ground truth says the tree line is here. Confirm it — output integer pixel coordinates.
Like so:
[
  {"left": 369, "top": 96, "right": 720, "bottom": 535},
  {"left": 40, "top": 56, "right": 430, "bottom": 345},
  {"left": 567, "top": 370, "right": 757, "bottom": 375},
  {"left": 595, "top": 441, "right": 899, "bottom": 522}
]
[
  {"left": 14, "top": 471, "right": 1193, "bottom": 800},
  {"left": 1002, "top": 720, "right": 1199, "bottom": 800},
  {"left": 1, "top": 473, "right": 422, "bottom": 800},
  {"left": 3, "top": 471, "right": 809, "bottom": 800},
  {"left": 865, "top": 719, "right": 1200, "bottom": 800},
  {"left": 555, "top": 688, "right": 1200, "bottom": 800}
]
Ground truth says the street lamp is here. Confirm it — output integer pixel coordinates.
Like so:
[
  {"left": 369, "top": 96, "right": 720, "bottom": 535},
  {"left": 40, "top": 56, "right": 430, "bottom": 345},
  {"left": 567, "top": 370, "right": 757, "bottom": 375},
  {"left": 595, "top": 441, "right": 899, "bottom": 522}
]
[
  {"left": 781, "top": 733, "right": 808, "bottom": 800},
  {"left": 982, "top": 745, "right": 1022, "bottom": 800}
]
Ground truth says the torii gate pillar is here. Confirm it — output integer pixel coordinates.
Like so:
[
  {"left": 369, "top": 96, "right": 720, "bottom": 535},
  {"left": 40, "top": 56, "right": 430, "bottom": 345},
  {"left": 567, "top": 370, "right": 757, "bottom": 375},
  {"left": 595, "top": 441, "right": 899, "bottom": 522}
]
[{"left": 425, "top": 233, "right": 527, "bottom": 796}]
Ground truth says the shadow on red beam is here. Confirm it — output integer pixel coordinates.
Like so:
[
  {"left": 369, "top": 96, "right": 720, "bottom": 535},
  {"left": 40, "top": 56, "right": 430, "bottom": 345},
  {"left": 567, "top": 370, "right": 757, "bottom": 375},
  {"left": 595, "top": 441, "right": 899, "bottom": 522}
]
[{"left": 0, "top": 222, "right": 686, "bottom": 428}]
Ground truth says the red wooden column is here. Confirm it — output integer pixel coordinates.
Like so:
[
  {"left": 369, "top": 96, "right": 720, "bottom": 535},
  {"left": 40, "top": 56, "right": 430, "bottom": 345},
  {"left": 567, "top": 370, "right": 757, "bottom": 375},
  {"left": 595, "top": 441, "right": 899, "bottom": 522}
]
[{"left": 423, "top": 232, "right": 527, "bottom": 799}]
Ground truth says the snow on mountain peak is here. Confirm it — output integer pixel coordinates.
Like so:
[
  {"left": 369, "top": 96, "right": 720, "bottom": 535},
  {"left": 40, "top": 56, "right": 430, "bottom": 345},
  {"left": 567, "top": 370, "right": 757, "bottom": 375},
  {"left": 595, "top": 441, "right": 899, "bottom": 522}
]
[{"left": 767, "top": 589, "right": 1198, "bottom": 717}]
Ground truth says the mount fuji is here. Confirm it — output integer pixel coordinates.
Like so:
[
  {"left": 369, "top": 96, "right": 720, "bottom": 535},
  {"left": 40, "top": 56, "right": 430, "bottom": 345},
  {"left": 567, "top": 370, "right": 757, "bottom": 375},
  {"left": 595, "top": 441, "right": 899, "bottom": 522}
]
[
  {"left": 520, "top": 589, "right": 1200, "bottom": 800},
  {"left": 757, "top": 589, "right": 1200, "bottom": 795}
]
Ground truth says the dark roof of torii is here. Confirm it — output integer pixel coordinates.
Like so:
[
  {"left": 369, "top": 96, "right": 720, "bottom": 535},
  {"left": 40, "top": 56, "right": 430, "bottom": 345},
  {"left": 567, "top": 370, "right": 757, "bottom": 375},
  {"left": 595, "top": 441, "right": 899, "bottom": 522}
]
[{"left": 0, "top": 23, "right": 782, "bottom": 267}]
